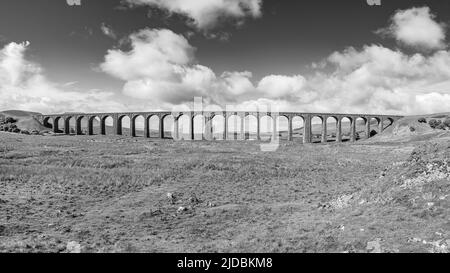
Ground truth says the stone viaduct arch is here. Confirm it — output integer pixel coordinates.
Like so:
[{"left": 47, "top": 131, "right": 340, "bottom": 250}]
[{"left": 35, "top": 111, "right": 403, "bottom": 143}]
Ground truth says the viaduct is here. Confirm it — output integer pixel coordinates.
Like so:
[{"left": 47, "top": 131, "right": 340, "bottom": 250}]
[{"left": 35, "top": 112, "right": 403, "bottom": 143}]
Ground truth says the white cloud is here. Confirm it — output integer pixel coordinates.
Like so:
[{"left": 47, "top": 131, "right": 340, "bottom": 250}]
[
  {"left": 100, "top": 26, "right": 450, "bottom": 115},
  {"left": 312, "top": 44, "right": 450, "bottom": 114},
  {"left": 379, "top": 7, "right": 447, "bottom": 51},
  {"left": 101, "top": 23, "right": 117, "bottom": 39},
  {"left": 100, "top": 29, "right": 308, "bottom": 106},
  {"left": 3, "top": 6, "right": 444, "bottom": 116},
  {"left": 0, "top": 42, "right": 122, "bottom": 114},
  {"left": 124, "top": 0, "right": 262, "bottom": 30},
  {"left": 257, "top": 75, "right": 306, "bottom": 100},
  {"left": 101, "top": 28, "right": 195, "bottom": 81}
]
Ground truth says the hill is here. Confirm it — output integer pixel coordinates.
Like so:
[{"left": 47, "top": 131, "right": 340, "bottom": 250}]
[
  {"left": 0, "top": 110, "right": 47, "bottom": 132},
  {"left": 370, "top": 113, "right": 450, "bottom": 143}
]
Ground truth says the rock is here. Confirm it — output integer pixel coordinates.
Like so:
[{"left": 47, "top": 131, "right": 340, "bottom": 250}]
[
  {"left": 189, "top": 194, "right": 201, "bottom": 204},
  {"left": 66, "top": 241, "right": 82, "bottom": 253},
  {"left": 408, "top": 237, "right": 422, "bottom": 243},
  {"left": 366, "top": 238, "right": 383, "bottom": 253},
  {"left": 136, "top": 209, "right": 162, "bottom": 221},
  {"left": 167, "top": 192, "right": 176, "bottom": 204},
  {"left": 177, "top": 206, "right": 187, "bottom": 213}
]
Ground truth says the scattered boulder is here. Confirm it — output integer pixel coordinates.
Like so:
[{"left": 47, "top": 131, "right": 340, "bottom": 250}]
[
  {"left": 366, "top": 238, "right": 383, "bottom": 253},
  {"left": 20, "top": 130, "right": 30, "bottom": 135},
  {"left": 189, "top": 194, "right": 201, "bottom": 205},
  {"left": 66, "top": 241, "right": 82, "bottom": 253},
  {"left": 136, "top": 209, "right": 162, "bottom": 221},
  {"left": 167, "top": 193, "right": 176, "bottom": 204}
]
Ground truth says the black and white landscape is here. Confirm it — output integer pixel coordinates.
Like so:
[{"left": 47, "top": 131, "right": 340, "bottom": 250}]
[{"left": 0, "top": 0, "right": 449, "bottom": 254}]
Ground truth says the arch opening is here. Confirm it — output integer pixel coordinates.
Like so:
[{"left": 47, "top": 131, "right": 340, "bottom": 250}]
[
  {"left": 64, "top": 117, "right": 75, "bottom": 135},
  {"left": 276, "top": 116, "right": 289, "bottom": 140},
  {"left": 101, "top": 116, "right": 114, "bottom": 135},
  {"left": 118, "top": 115, "right": 131, "bottom": 136},
  {"left": 355, "top": 117, "right": 367, "bottom": 140},
  {"left": 340, "top": 117, "right": 352, "bottom": 142},
  {"left": 326, "top": 116, "right": 338, "bottom": 142},
  {"left": 132, "top": 115, "right": 145, "bottom": 137},
  {"left": 383, "top": 118, "right": 394, "bottom": 131},
  {"left": 147, "top": 115, "right": 160, "bottom": 138},
  {"left": 292, "top": 116, "right": 304, "bottom": 142},
  {"left": 311, "top": 116, "right": 323, "bottom": 143},
  {"left": 192, "top": 115, "right": 205, "bottom": 140},
  {"left": 259, "top": 115, "right": 274, "bottom": 141},
  {"left": 88, "top": 116, "right": 101, "bottom": 135},
  {"left": 162, "top": 115, "right": 174, "bottom": 139},
  {"left": 369, "top": 117, "right": 380, "bottom": 138},
  {"left": 244, "top": 115, "right": 257, "bottom": 140},
  {"left": 212, "top": 115, "right": 225, "bottom": 140},
  {"left": 227, "top": 115, "right": 241, "bottom": 140},
  {"left": 177, "top": 114, "right": 191, "bottom": 140},
  {"left": 45, "top": 117, "right": 64, "bottom": 133},
  {"left": 76, "top": 116, "right": 88, "bottom": 135}
]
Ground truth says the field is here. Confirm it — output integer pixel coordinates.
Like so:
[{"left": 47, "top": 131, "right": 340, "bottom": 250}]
[{"left": 1, "top": 128, "right": 449, "bottom": 253}]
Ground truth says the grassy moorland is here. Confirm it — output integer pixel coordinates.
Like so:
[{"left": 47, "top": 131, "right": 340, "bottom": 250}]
[{"left": 0, "top": 125, "right": 449, "bottom": 253}]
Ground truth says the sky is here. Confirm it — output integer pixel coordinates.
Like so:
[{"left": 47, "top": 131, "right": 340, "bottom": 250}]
[{"left": 0, "top": 0, "right": 450, "bottom": 115}]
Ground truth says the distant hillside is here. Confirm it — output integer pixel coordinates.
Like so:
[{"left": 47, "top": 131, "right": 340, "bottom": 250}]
[
  {"left": 371, "top": 113, "right": 450, "bottom": 142},
  {"left": 1, "top": 110, "right": 41, "bottom": 117},
  {"left": 0, "top": 110, "right": 47, "bottom": 131}
]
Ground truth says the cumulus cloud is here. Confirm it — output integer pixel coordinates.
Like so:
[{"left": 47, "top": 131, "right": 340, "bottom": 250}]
[
  {"left": 101, "top": 26, "right": 450, "bottom": 115},
  {"left": 101, "top": 23, "right": 117, "bottom": 39},
  {"left": 124, "top": 0, "right": 262, "bottom": 31},
  {"left": 0, "top": 42, "right": 122, "bottom": 114},
  {"left": 0, "top": 5, "right": 435, "bottom": 116},
  {"left": 100, "top": 28, "right": 310, "bottom": 106},
  {"left": 379, "top": 7, "right": 447, "bottom": 51},
  {"left": 312, "top": 44, "right": 450, "bottom": 114},
  {"left": 257, "top": 75, "right": 307, "bottom": 100},
  {"left": 101, "top": 29, "right": 195, "bottom": 81}
]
